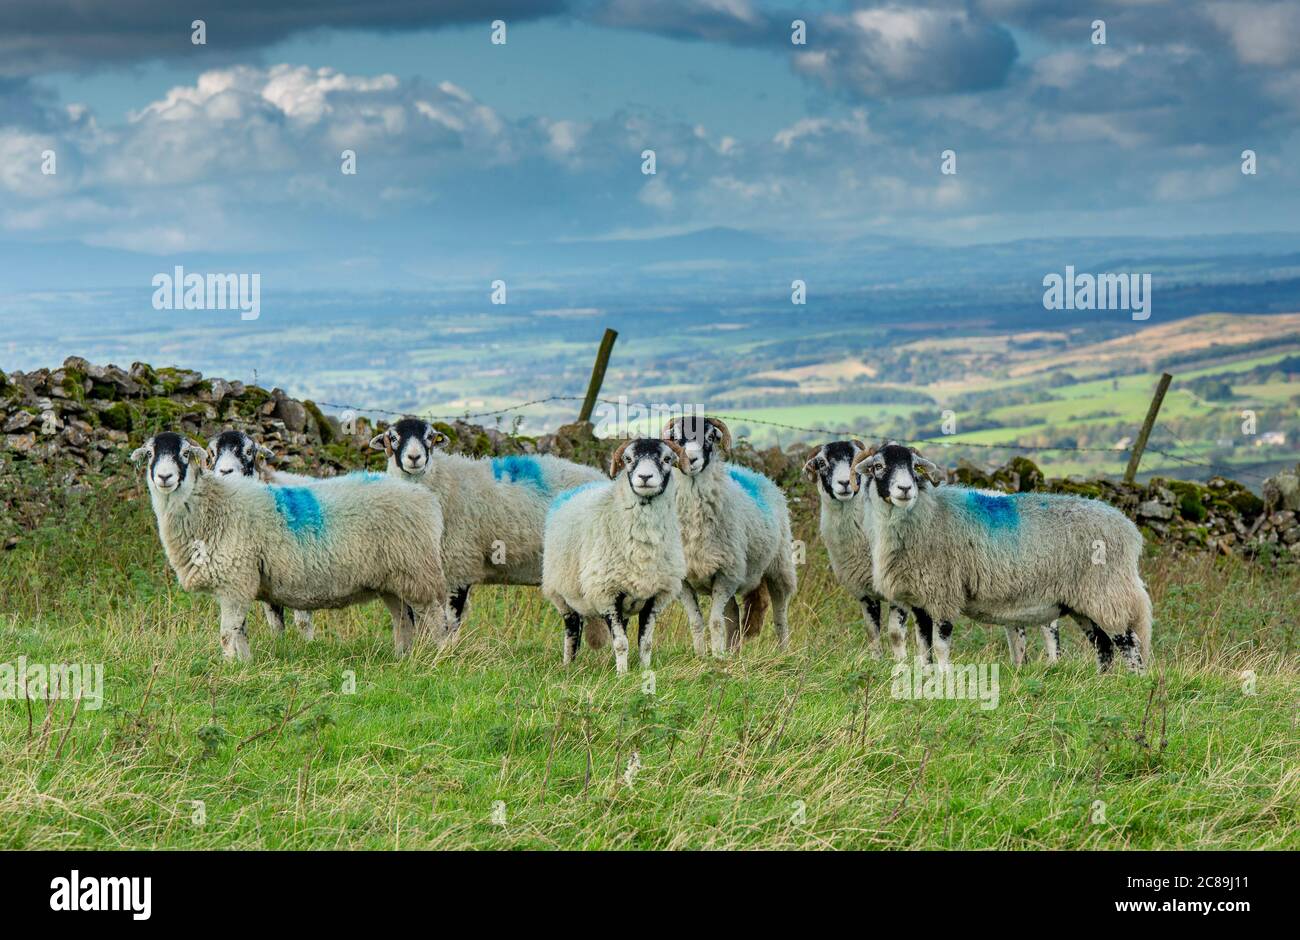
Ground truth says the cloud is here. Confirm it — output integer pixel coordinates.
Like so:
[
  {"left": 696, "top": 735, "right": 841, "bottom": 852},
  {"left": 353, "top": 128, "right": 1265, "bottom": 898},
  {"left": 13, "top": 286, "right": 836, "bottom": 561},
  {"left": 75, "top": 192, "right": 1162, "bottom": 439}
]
[
  {"left": 1206, "top": 1, "right": 1300, "bottom": 67},
  {"left": 591, "top": 0, "right": 774, "bottom": 44},
  {"left": 793, "top": 6, "right": 1018, "bottom": 97},
  {"left": 0, "top": 0, "right": 570, "bottom": 77}
]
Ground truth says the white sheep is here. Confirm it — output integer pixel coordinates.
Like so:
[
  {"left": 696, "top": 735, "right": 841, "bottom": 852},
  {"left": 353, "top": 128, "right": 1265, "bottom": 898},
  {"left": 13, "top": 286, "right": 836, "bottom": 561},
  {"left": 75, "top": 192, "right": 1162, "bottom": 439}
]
[
  {"left": 541, "top": 438, "right": 688, "bottom": 673},
  {"left": 854, "top": 442, "right": 1152, "bottom": 672},
  {"left": 371, "top": 418, "right": 606, "bottom": 637},
  {"left": 133, "top": 432, "right": 448, "bottom": 660},
  {"left": 662, "top": 416, "right": 797, "bottom": 657},
  {"left": 207, "top": 429, "right": 317, "bottom": 638},
  {"left": 805, "top": 439, "right": 1062, "bottom": 666},
  {"left": 803, "top": 439, "right": 909, "bottom": 659}
]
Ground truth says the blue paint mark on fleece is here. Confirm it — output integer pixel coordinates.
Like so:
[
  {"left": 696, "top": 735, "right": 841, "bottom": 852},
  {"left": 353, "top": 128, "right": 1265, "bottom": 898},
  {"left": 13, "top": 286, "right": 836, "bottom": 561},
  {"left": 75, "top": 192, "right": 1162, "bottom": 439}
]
[
  {"left": 546, "top": 481, "right": 607, "bottom": 522},
  {"left": 728, "top": 466, "right": 773, "bottom": 516},
  {"left": 271, "top": 486, "right": 325, "bottom": 538},
  {"left": 492, "top": 455, "right": 548, "bottom": 493},
  {"left": 965, "top": 490, "right": 1019, "bottom": 531},
  {"left": 343, "top": 470, "right": 385, "bottom": 483}
]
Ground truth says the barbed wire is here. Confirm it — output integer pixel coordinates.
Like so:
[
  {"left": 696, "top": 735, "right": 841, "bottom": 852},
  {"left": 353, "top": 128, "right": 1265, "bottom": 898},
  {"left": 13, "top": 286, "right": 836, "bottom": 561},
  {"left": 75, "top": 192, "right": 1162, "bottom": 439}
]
[
  {"left": 1151, "top": 422, "right": 1276, "bottom": 482},
  {"left": 306, "top": 392, "right": 1285, "bottom": 480}
]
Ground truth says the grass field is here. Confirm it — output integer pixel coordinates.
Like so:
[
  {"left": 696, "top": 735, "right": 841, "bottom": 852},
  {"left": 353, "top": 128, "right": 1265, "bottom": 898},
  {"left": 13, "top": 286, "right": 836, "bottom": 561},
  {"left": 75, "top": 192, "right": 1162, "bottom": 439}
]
[{"left": 1, "top": 481, "right": 1297, "bottom": 849}]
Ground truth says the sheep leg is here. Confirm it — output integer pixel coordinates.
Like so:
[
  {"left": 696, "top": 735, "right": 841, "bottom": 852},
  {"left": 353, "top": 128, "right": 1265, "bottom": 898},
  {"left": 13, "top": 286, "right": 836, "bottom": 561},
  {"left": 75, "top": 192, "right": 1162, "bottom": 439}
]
[
  {"left": 448, "top": 586, "right": 471, "bottom": 635},
  {"left": 1003, "top": 625, "right": 1027, "bottom": 666},
  {"left": 604, "top": 598, "right": 631, "bottom": 675},
  {"left": 708, "top": 579, "right": 741, "bottom": 658},
  {"left": 680, "top": 585, "right": 708, "bottom": 657},
  {"left": 764, "top": 576, "right": 791, "bottom": 651},
  {"left": 562, "top": 610, "right": 583, "bottom": 666},
  {"left": 637, "top": 598, "right": 660, "bottom": 669},
  {"left": 883, "top": 605, "right": 909, "bottom": 661},
  {"left": 933, "top": 620, "right": 954, "bottom": 669},
  {"left": 1109, "top": 629, "right": 1144, "bottom": 673},
  {"left": 293, "top": 610, "right": 315, "bottom": 641},
  {"left": 383, "top": 593, "right": 416, "bottom": 657},
  {"left": 1041, "top": 620, "right": 1060, "bottom": 664},
  {"left": 860, "top": 595, "right": 883, "bottom": 657},
  {"left": 724, "top": 597, "right": 742, "bottom": 651},
  {"left": 1075, "top": 615, "right": 1115, "bottom": 672},
  {"left": 218, "top": 597, "right": 252, "bottom": 662},
  {"left": 263, "top": 603, "right": 286, "bottom": 636},
  {"left": 912, "top": 608, "right": 935, "bottom": 665}
]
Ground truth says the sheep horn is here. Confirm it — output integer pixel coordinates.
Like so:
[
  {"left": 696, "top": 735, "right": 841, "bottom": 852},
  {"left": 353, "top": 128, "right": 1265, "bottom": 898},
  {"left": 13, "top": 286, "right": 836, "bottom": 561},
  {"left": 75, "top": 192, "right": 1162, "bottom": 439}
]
[
  {"left": 609, "top": 439, "right": 634, "bottom": 478},
  {"left": 850, "top": 446, "right": 878, "bottom": 474},
  {"left": 707, "top": 417, "right": 731, "bottom": 451},
  {"left": 660, "top": 415, "right": 679, "bottom": 440},
  {"left": 662, "top": 439, "right": 688, "bottom": 469},
  {"left": 802, "top": 445, "right": 823, "bottom": 481}
]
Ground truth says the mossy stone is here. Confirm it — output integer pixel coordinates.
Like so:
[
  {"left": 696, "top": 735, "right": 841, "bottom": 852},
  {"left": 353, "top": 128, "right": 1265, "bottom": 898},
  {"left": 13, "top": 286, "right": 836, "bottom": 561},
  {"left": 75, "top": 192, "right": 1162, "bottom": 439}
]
[{"left": 101, "top": 402, "right": 133, "bottom": 431}]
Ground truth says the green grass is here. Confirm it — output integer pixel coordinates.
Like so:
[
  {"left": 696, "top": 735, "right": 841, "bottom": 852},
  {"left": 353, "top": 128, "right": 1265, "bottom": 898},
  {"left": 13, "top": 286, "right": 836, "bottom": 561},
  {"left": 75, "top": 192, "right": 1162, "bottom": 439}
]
[{"left": 1, "top": 481, "right": 1297, "bottom": 849}]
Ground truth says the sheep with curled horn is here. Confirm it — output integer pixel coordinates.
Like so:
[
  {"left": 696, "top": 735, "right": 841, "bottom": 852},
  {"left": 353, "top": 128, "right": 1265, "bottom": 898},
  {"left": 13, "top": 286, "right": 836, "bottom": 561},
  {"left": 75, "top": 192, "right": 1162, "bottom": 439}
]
[
  {"left": 132, "top": 431, "right": 448, "bottom": 661},
  {"left": 803, "top": 439, "right": 910, "bottom": 659},
  {"left": 372, "top": 417, "right": 607, "bottom": 642},
  {"left": 661, "top": 415, "right": 797, "bottom": 657},
  {"left": 853, "top": 441, "right": 1149, "bottom": 672}
]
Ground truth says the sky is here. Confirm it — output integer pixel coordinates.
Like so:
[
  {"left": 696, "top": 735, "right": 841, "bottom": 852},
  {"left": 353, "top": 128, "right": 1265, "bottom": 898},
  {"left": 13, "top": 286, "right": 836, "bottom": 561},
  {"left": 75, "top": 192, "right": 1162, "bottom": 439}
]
[{"left": 1, "top": 0, "right": 1299, "bottom": 290}]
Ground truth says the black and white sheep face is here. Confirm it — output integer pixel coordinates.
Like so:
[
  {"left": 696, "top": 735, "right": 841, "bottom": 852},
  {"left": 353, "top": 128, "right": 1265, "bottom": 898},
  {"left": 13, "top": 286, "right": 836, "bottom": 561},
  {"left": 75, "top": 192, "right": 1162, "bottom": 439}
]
[
  {"left": 613, "top": 439, "right": 682, "bottom": 499},
  {"left": 370, "top": 418, "right": 448, "bottom": 477},
  {"left": 804, "top": 440, "right": 864, "bottom": 501},
  {"left": 856, "top": 442, "right": 943, "bottom": 511},
  {"left": 208, "top": 430, "right": 271, "bottom": 478},
  {"left": 131, "top": 432, "right": 203, "bottom": 496},
  {"left": 663, "top": 416, "right": 728, "bottom": 475}
]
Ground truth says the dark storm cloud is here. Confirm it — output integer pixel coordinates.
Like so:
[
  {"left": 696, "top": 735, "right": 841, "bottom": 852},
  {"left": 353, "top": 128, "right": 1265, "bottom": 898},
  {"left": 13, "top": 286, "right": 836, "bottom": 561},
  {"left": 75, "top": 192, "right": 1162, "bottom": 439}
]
[{"left": 0, "top": 0, "right": 570, "bottom": 77}]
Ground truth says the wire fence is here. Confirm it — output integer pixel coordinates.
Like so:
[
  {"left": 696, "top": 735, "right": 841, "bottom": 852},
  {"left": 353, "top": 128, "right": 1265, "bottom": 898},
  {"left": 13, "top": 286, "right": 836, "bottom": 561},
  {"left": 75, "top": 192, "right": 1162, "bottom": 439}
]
[{"left": 311, "top": 393, "right": 1283, "bottom": 483}]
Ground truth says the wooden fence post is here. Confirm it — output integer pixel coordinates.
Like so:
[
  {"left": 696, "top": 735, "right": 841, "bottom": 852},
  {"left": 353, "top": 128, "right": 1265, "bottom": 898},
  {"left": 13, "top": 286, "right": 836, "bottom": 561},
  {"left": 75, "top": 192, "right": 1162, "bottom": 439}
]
[
  {"left": 1124, "top": 372, "right": 1173, "bottom": 484},
  {"left": 578, "top": 328, "right": 618, "bottom": 424}
]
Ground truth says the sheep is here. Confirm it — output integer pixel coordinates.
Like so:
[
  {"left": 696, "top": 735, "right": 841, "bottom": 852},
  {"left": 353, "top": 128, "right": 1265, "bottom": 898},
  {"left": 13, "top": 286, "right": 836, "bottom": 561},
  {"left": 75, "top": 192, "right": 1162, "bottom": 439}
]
[
  {"left": 371, "top": 418, "right": 607, "bottom": 637},
  {"left": 132, "top": 432, "right": 448, "bottom": 660},
  {"left": 207, "top": 429, "right": 319, "bottom": 638},
  {"left": 805, "top": 439, "right": 1062, "bottom": 666},
  {"left": 541, "top": 438, "right": 688, "bottom": 673},
  {"left": 662, "top": 416, "right": 797, "bottom": 658},
  {"left": 803, "top": 439, "right": 909, "bottom": 660},
  {"left": 853, "top": 441, "right": 1151, "bottom": 673}
]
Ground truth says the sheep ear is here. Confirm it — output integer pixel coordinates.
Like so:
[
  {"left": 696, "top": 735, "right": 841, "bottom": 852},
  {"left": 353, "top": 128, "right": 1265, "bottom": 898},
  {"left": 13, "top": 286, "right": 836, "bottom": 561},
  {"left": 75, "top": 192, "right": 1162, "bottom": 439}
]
[
  {"left": 609, "top": 440, "right": 633, "bottom": 478},
  {"left": 914, "top": 457, "right": 944, "bottom": 486},
  {"left": 130, "top": 442, "right": 152, "bottom": 465},
  {"left": 802, "top": 446, "right": 822, "bottom": 481},
  {"left": 369, "top": 432, "right": 392, "bottom": 455},
  {"left": 707, "top": 417, "right": 731, "bottom": 451},
  {"left": 430, "top": 431, "right": 449, "bottom": 450},
  {"left": 184, "top": 441, "right": 209, "bottom": 469},
  {"left": 662, "top": 439, "right": 688, "bottom": 469},
  {"left": 851, "top": 439, "right": 866, "bottom": 452},
  {"left": 256, "top": 444, "right": 275, "bottom": 464}
]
